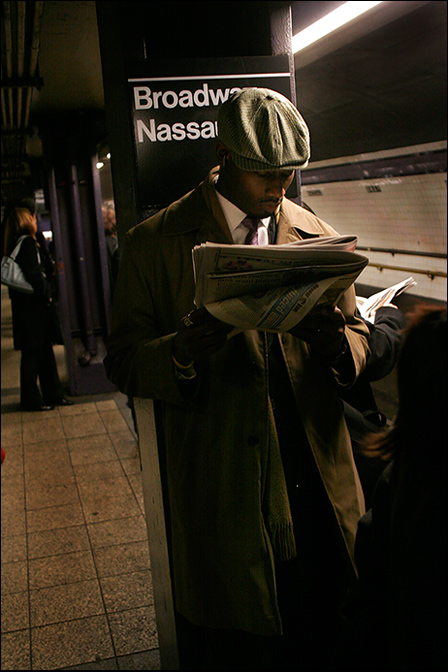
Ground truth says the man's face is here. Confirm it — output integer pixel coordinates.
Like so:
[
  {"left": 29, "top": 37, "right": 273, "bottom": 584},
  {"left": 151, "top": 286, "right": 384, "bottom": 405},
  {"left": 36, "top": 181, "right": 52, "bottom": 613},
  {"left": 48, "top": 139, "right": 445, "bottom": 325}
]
[{"left": 217, "top": 153, "right": 295, "bottom": 219}]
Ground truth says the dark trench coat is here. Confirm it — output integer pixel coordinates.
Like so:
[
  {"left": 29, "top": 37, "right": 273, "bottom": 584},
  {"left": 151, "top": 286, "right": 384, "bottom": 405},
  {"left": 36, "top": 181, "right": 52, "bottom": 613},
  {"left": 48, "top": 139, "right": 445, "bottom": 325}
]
[{"left": 9, "top": 234, "right": 63, "bottom": 351}]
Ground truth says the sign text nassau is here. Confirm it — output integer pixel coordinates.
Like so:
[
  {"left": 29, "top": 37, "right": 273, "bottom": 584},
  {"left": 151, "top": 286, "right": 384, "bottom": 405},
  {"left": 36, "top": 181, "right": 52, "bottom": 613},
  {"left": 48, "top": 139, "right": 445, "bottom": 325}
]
[{"left": 133, "top": 83, "right": 242, "bottom": 144}]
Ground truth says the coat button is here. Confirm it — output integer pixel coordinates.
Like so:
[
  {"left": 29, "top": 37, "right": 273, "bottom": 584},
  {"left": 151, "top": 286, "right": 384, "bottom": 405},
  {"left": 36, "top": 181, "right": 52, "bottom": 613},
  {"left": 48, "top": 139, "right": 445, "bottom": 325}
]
[{"left": 247, "top": 435, "right": 259, "bottom": 446}]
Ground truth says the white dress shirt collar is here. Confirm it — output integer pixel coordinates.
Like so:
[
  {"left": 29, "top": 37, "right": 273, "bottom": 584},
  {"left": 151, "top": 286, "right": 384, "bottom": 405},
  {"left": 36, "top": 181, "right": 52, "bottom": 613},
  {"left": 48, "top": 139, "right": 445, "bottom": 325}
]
[{"left": 214, "top": 185, "right": 271, "bottom": 246}]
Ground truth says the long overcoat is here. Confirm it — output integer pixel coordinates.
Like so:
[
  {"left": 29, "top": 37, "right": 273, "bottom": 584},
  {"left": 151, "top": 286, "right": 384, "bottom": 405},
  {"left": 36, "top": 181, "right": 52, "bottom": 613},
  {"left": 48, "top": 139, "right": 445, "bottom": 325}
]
[
  {"left": 8, "top": 234, "right": 62, "bottom": 351},
  {"left": 105, "top": 168, "right": 370, "bottom": 636}
]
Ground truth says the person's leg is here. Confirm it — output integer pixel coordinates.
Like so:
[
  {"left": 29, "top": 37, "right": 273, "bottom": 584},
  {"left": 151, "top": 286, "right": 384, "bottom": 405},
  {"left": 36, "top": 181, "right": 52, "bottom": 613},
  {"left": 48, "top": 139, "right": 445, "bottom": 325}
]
[
  {"left": 39, "top": 341, "right": 65, "bottom": 404},
  {"left": 20, "top": 347, "right": 44, "bottom": 409}
]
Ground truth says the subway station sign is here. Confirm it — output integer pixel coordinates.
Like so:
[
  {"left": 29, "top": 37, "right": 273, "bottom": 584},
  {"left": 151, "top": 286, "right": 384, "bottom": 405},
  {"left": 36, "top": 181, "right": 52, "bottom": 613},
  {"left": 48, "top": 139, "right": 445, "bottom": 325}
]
[{"left": 126, "top": 56, "right": 295, "bottom": 215}]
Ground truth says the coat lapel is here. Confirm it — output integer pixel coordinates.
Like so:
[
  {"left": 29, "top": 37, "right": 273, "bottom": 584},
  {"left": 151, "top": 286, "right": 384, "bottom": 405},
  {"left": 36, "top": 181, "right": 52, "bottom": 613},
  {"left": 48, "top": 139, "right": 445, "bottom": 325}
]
[
  {"left": 276, "top": 201, "right": 324, "bottom": 245},
  {"left": 160, "top": 167, "right": 234, "bottom": 245},
  {"left": 161, "top": 167, "right": 329, "bottom": 248},
  {"left": 198, "top": 167, "right": 234, "bottom": 244}
]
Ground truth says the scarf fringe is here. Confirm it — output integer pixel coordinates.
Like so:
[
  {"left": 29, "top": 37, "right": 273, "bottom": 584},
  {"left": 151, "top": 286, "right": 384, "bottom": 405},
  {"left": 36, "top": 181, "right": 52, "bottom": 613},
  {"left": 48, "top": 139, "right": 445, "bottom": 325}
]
[{"left": 269, "top": 519, "right": 297, "bottom": 562}]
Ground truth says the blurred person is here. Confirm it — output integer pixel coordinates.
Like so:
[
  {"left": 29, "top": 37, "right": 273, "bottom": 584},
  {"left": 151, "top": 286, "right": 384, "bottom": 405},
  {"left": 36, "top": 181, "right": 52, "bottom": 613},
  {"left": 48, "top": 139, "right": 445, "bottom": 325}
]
[
  {"left": 102, "top": 203, "right": 136, "bottom": 427},
  {"left": 105, "top": 88, "right": 370, "bottom": 669},
  {"left": 341, "top": 304, "right": 406, "bottom": 436},
  {"left": 3, "top": 206, "right": 73, "bottom": 411},
  {"left": 344, "top": 304, "right": 447, "bottom": 670},
  {"left": 340, "top": 303, "right": 407, "bottom": 507},
  {"left": 102, "top": 204, "right": 120, "bottom": 297}
]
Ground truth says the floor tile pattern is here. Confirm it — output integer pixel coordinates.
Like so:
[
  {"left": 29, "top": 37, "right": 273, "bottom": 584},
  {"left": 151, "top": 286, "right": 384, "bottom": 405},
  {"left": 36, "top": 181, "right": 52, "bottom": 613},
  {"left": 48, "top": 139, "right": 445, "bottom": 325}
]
[{"left": 2, "top": 380, "right": 160, "bottom": 669}]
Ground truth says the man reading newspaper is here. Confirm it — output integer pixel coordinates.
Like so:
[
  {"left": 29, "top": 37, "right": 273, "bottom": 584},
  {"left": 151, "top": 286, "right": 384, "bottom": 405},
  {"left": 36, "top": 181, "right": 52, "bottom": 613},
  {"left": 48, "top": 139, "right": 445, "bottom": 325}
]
[{"left": 105, "top": 88, "right": 370, "bottom": 670}]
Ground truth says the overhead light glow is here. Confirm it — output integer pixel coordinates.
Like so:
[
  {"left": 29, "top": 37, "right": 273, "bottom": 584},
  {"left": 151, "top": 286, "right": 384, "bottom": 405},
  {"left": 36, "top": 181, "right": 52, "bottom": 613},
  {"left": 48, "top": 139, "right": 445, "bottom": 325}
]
[
  {"left": 292, "top": 1, "right": 384, "bottom": 54},
  {"left": 96, "top": 161, "right": 104, "bottom": 170}
]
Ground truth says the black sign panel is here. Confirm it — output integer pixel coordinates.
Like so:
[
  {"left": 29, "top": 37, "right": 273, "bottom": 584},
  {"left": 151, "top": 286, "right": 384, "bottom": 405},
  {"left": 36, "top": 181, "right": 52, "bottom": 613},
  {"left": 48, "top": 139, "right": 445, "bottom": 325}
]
[{"left": 125, "top": 56, "right": 295, "bottom": 215}]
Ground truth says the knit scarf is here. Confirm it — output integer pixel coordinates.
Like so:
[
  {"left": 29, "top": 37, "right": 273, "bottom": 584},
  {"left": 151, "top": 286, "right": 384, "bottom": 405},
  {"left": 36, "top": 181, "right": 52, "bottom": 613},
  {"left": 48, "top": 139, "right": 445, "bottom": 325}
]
[{"left": 263, "top": 399, "right": 297, "bottom": 562}]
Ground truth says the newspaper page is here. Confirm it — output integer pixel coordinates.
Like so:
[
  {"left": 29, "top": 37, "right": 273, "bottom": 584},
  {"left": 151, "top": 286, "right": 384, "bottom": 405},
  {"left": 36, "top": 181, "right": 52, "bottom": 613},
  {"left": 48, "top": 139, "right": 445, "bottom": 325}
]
[
  {"left": 206, "top": 271, "right": 362, "bottom": 332},
  {"left": 356, "top": 277, "right": 417, "bottom": 323},
  {"left": 192, "top": 236, "right": 369, "bottom": 332}
]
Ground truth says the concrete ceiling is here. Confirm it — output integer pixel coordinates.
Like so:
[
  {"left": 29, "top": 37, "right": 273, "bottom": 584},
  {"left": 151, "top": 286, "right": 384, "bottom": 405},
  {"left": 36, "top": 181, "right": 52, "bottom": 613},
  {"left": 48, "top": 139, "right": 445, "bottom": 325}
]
[
  {"left": 292, "top": 0, "right": 447, "bottom": 158},
  {"left": 28, "top": 0, "right": 104, "bottom": 114},
  {"left": 1, "top": 0, "right": 446, "bottom": 198}
]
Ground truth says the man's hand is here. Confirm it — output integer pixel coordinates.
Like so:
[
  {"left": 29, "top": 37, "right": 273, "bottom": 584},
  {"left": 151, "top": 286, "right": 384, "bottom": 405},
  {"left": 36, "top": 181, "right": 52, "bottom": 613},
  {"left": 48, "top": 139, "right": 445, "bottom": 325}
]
[
  {"left": 288, "top": 305, "right": 347, "bottom": 359},
  {"left": 173, "top": 307, "right": 233, "bottom": 366}
]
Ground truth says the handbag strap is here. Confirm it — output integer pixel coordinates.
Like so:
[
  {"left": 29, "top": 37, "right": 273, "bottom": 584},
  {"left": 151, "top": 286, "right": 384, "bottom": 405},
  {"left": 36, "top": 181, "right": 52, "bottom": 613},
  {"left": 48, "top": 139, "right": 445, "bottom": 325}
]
[{"left": 9, "top": 235, "right": 41, "bottom": 264}]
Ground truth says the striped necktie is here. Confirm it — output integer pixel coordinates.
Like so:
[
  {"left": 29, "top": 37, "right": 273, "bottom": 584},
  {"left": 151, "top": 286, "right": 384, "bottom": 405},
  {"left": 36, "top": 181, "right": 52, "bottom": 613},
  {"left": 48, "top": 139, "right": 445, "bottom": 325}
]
[{"left": 241, "top": 217, "right": 261, "bottom": 245}]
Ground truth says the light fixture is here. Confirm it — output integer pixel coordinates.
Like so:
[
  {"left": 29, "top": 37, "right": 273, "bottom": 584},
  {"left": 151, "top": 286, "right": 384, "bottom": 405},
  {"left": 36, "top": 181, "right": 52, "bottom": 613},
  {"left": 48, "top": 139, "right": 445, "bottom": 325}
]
[
  {"left": 96, "top": 161, "right": 104, "bottom": 170},
  {"left": 292, "top": 1, "right": 384, "bottom": 54}
]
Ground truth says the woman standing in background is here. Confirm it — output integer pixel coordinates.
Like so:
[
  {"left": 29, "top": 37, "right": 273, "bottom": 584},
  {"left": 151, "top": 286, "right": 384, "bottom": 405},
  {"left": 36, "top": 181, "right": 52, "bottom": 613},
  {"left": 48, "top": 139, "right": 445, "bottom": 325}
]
[{"left": 3, "top": 205, "right": 72, "bottom": 411}]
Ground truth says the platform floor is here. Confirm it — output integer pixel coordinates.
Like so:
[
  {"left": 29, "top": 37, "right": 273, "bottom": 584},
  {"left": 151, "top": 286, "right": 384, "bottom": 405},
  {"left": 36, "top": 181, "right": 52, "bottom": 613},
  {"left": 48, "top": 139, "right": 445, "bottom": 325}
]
[{"left": 1, "top": 286, "right": 160, "bottom": 670}]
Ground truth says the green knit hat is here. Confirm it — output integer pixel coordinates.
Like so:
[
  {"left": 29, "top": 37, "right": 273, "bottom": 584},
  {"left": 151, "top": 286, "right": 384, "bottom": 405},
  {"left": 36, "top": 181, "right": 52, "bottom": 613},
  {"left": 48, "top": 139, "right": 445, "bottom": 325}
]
[{"left": 217, "top": 87, "right": 310, "bottom": 172}]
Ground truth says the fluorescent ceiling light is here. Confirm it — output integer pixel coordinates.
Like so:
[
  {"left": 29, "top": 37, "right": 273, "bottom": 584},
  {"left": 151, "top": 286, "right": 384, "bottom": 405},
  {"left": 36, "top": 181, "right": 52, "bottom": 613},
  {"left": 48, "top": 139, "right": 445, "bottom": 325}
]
[{"left": 292, "top": 1, "right": 384, "bottom": 54}]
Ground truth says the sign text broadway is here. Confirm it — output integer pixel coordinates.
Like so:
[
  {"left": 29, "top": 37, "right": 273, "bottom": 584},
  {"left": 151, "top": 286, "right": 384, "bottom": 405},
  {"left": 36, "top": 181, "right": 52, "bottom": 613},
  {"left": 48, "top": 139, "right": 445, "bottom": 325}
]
[{"left": 133, "top": 82, "right": 242, "bottom": 144}]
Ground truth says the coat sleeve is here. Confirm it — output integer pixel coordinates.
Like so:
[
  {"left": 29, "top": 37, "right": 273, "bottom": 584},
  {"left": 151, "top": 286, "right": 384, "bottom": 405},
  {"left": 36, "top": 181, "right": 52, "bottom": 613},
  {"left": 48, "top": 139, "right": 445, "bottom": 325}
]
[
  {"left": 364, "top": 306, "right": 406, "bottom": 381},
  {"left": 103, "top": 227, "right": 187, "bottom": 405},
  {"left": 16, "top": 236, "right": 50, "bottom": 300},
  {"left": 280, "top": 201, "right": 371, "bottom": 387},
  {"left": 311, "top": 210, "right": 370, "bottom": 385},
  {"left": 329, "top": 276, "right": 370, "bottom": 387}
]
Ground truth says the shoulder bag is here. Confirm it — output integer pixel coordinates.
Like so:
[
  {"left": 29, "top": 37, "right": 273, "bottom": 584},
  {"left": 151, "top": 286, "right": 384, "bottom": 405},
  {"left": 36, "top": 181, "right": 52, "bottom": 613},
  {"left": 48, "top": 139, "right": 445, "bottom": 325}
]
[{"left": 1, "top": 236, "right": 41, "bottom": 294}]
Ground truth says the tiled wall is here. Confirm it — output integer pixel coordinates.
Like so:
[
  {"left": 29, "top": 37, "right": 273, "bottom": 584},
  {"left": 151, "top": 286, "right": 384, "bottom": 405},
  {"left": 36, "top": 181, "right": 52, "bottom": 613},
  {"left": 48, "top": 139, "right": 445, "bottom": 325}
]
[{"left": 300, "top": 145, "right": 447, "bottom": 302}]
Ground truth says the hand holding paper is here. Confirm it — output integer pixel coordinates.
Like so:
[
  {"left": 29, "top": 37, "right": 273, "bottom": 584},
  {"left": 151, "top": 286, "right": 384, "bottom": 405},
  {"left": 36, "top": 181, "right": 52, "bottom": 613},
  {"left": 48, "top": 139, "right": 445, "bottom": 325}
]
[
  {"left": 356, "top": 277, "right": 417, "bottom": 323},
  {"left": 192, "top": 236, "right": 369, "bottom": 333},
  {"left": 173, "top": 307, "right": 232, "bottom": 366},
  {"left": 289, "top": 304, "right": 347, "bottom": 358}
]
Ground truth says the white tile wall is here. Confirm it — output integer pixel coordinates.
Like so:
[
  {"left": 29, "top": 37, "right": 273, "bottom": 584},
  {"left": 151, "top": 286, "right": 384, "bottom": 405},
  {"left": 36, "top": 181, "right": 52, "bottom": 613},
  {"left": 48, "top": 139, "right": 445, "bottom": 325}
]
[{"left": 301, "top": 172, "right": 447, "bottom": 302}]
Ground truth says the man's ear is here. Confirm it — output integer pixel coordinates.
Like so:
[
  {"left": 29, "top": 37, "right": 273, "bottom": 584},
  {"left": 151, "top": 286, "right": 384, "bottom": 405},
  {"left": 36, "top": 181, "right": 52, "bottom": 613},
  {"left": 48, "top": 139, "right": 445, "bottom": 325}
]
[{"left": 216, "top": 141, "right": 229, "bottom": 165}]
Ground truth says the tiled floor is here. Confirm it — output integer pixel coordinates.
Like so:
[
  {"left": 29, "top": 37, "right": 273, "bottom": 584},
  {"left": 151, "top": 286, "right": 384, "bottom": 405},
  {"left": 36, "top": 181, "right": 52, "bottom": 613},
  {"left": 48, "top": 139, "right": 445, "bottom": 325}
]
[{"left": 1, "top": 286, "right": 161, "bottom": 670}]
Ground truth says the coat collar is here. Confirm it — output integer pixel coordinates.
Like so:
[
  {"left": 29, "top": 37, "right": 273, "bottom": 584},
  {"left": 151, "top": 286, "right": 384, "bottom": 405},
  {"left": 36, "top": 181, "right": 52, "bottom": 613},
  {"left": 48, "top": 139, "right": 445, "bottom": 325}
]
[
  {"left": 160, "top": 167, "right": 324, "bottom": 246},
  {"left": 160, "top": 167, "right": 233, "bottom": 244},
  {"left": 276, "top": 199, "right": 322, "bottom": 244}
]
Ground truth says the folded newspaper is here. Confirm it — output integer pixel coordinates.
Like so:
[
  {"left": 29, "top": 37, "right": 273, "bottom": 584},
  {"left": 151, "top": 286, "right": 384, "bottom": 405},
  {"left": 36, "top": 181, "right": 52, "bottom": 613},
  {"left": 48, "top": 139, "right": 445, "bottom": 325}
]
[
  {"left": 192, "top": 235, "right": 369, "bottom": 332},
  {"left": 356, "top": 277, "right": 417, "bottom": 323}
]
